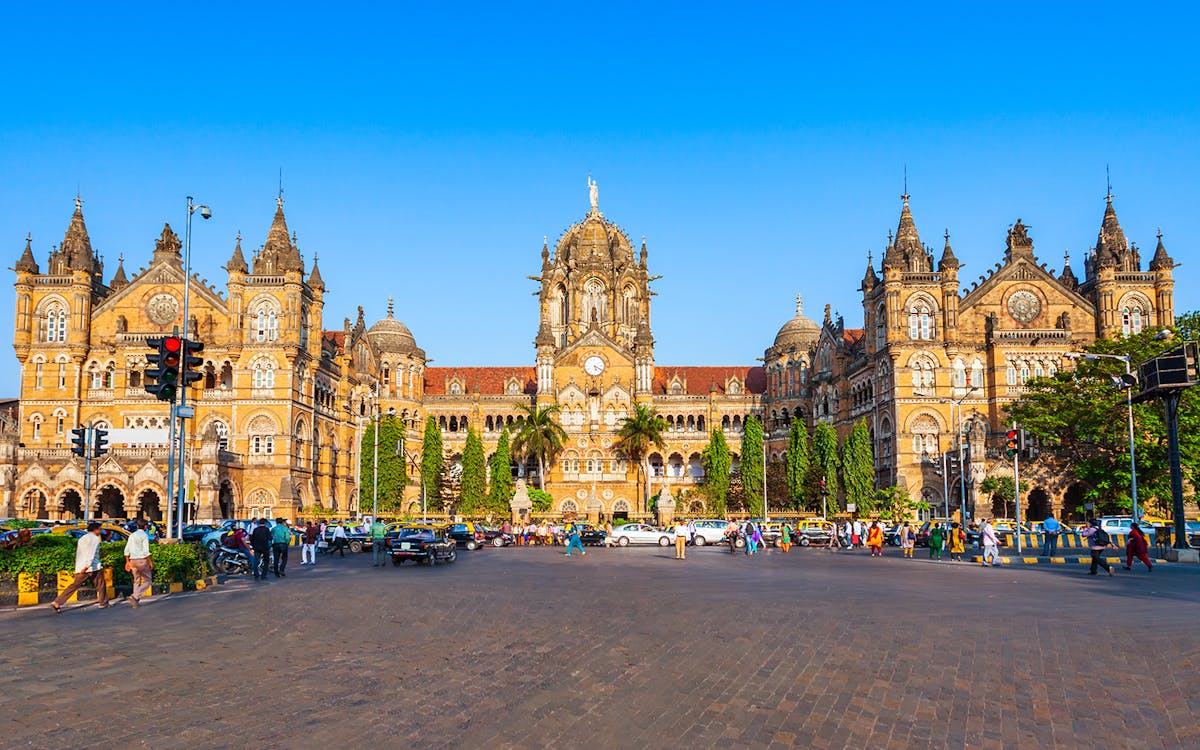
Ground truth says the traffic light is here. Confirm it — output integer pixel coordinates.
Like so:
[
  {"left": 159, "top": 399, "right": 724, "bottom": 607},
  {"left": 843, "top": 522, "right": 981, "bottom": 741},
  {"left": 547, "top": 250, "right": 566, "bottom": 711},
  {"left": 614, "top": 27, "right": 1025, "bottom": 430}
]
[
  {"left": 145, "top": 336, "right": 183, "bottom": 402},
  {"left": 70, "top": 427, "right": 88, "bottom": 457},
  {"left": 92, "top": 427, "right": 109, "bottom": 458},
  {"left": 1005, "top": 429, "right": 1020, "bottom": 458},
  {"left": 181, "top": 339, "right": 205, "bottom": 388}
]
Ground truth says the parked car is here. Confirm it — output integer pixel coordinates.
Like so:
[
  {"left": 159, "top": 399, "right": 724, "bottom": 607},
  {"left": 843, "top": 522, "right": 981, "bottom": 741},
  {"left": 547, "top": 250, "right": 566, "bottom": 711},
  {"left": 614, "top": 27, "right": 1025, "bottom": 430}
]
[
  {"left": 609, "top": 523, "right": 673, "bottom": 547},
  {"left": 794, "top": 520, "right": 835, "bottom": 547},
  {"left": 574, "top": 523, "right": 607, "bottom": 546},
  {"left": 443, "top": 522, "right": 487, "bottom": 550},
  {"left": 181, "top": 524, "right": 218, "bottom": 543},
  {"left": 1097, "top": 516, "right": 1156, "bottom": 542},
  {"left": 387, "top": 527, "right": 457, "bottom": 566},
  {"left": 50, "top": 523, "right": 130, "bottom": 542},
  {"left": 477, "top": 525, "right": 515, "bottom": 547},
  {"left": 687, "top": 519, "right": 738, "bottom": 547}
]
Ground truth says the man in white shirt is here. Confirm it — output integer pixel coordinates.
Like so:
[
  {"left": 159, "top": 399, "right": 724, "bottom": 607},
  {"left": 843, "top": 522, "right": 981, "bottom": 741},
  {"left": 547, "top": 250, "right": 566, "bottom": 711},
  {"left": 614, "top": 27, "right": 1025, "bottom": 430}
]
[
  {"left": 123, "top": 518, "right": 154, "bottom": 607},
  {"left": 52, "top": 521, "right": 108, "bottom": 613},
  {"left": 980, "top": 519, "right": 1001, "bottom": 567},
  {"left": 674, "top": 520, "right": 689, "bottom": 560}
]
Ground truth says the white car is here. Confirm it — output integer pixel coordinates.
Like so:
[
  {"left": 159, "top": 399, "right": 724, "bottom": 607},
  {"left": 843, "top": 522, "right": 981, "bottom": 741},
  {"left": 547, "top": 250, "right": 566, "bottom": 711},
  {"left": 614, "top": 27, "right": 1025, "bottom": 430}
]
[
  {"left": 1097, "top": 516, "right": 1155, "bottom": 541},
  {"left": 609, "top": 523, "right": 673, "bottom": 547},
  {"left": 685, "top": 519, "right": 741, "bottom": 547}
]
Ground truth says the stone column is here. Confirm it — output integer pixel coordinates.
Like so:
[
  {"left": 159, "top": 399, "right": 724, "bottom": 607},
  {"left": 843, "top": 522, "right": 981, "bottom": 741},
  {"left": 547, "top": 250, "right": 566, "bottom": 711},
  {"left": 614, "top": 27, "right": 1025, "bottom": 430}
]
[
  {"left": 195, "top": 422, "right": 222, "bottom": 523},
  {"left": 656, "top": 484, "right": 676, "bottom": 527},
  {"left": 510, "top": 479, "right": 532, "bottom": 525}
]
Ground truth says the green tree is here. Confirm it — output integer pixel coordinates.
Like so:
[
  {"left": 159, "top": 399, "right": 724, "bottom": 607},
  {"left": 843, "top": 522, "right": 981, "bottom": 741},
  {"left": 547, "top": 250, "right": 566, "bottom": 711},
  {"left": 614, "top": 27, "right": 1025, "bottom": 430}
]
[
  {"left": 812, "top": 422, "right": 840, "bottom": 508},
  {"left": 487, "top": 427, "right": 514, "bottom": 514},
  {"left": 701, "top": 429, "right": 732, "bottom": 516},
  {"left": 359, "top": 414, "right": 407, "bottom": 515},
  {"left": 766, "top": 457, "right": 790, "bottom": 512},
  {"left": 1006, "top": 315, "right": 1200, "bottom": 515},
  {"left": 511, "top": 403, "right": 568, "bottom": 490},
  {"left": 528, "top": 488, "right": 554, "bottom": 513},
  {"left": 741, "top": 415, "right": 765, "bottom": 516},
  {"left": 873, "top": 485, "right": 927, "bottom": 520},
  {"left": 614, "top": 404, "right": 667, "bottom": 508},
  {"left": 460, "top": 427, "right": 486, "bottom": 515},
  {"left": 420, "top": 416, "right": 444, "bottom": 505},
  {"left": 979, "top": 475, "right": 1030, "bottom": 518},
  {"left": 785, "top": 418, "right": 810, "bottom": 510},
  {"left": 841, "top": 418, "right": 876, "bottom": 513}
]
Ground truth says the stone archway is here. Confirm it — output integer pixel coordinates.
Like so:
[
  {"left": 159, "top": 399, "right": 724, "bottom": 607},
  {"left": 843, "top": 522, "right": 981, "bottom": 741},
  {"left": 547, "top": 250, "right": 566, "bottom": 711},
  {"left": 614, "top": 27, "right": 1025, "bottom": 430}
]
[
  {"left": 218, "top": 480, "right": 235, "bottom": 519},
  {"left": 22, "top": 489, "right": 47, "bottom": 519},
  {"left": 137, "top": 489, "right": 163, "bottom": 522},
  {"left": 97, "top": 486, "right": 125, "bottom": 520},
  {"left": 1062, "top": 483, "right": 1086, "bottom": 522},
  {"left": 1026, "top": 488, "right": 1051, "bottom": 521},
  {"left": 60, "top": 489, "right": 83, "bottom": 520}
]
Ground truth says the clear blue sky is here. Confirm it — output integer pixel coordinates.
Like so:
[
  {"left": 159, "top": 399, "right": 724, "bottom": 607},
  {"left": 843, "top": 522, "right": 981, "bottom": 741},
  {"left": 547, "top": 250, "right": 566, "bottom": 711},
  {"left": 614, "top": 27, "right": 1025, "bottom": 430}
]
[{"left": 2, "top": 2, "right": 1196, "bottom": 396}]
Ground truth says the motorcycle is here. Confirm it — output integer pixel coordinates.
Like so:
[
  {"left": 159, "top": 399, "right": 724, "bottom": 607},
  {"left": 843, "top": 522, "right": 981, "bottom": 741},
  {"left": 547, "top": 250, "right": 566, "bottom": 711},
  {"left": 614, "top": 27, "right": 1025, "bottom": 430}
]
[{"left": 209, "top": 545, "right": 252, "bottom": 575}]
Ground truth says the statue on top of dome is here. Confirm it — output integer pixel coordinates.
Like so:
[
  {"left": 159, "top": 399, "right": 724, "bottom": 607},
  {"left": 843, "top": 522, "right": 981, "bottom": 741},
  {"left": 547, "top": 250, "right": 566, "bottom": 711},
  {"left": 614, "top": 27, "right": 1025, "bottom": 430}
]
[{"left": 587, "top": 175, "right": 598, "bottom": 211}]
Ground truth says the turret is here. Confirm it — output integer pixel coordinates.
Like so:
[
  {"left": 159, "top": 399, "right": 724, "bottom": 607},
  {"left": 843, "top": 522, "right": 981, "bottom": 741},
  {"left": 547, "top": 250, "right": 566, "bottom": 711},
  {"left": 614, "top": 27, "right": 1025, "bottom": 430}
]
[{"left": 1151, "top": 230, "right": 1176, "bottom": 327}]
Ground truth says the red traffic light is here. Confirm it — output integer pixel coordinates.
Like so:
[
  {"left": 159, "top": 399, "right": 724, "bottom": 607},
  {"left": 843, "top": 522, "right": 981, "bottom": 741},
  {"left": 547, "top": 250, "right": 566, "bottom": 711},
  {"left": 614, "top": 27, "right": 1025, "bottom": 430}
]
[
  {"left": 163, "top": 336, "right": 182, "bottom": 353},
  {"left": 1005, "top": 429, "right": 1018, "bottom": 441}
]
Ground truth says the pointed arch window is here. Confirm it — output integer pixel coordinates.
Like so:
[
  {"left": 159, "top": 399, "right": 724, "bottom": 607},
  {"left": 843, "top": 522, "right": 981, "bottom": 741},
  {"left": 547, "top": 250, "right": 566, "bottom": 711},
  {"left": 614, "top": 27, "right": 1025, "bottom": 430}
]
[
  {"left": 907, "top": 297, "right": 936, "bottom": 341},
  {"left": 254, "top": 303, "right": 280, "bottom": 342},
  {"left": 583, "top": 279, "right": 606, "bottom": 324},
  {"left": 44, "top": 304, "right": 68, "bottom": 343},
  {"left": 252, "top": 359, "right": 276, "bottom": 389}
]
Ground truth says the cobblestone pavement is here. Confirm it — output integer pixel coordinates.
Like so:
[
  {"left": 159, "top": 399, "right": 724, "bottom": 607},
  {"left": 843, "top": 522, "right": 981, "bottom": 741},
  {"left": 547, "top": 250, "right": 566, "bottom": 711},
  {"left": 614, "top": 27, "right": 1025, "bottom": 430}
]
[{"left": 2, "top": 545, "right": 1198, "bottom": 749}]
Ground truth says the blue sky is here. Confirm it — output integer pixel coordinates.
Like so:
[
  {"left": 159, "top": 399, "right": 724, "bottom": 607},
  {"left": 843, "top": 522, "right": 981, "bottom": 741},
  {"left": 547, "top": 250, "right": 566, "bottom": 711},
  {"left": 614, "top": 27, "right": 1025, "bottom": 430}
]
[{"left": 1, "top": 2, "right": 1196, "bottom": 395}]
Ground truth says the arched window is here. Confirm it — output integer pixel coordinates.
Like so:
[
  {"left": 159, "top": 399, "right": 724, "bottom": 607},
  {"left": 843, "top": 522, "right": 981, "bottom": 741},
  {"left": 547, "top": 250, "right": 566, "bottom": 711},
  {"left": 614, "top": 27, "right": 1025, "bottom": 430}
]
[
  {"left": 907, "top": 297, "right": 936, "bottom": 341},
  {"left": 970, "top": 360, "right": 985, "bottom": 389},
  {"left": 911, "top": 415, "right": 940, "bottom": 457},
  {"left": 103, "top": 362, "right": 115, "bottom": 389},
  {"left": 874, "top": 304, "right": 887, "bottom": 349},
  {"left": 583, "top": 279, "right": 606, "bottom": 324},
  {"left": 953, "top": 359, "right": 966, "bottom": 388},
  {"left": 910, "top": 355, "right": 936, "bottom": 390},
  {"left": 622, "top": 285, "right": 637, "bottom": 323},
  {"left": 253, "top": 302, "right": 280, "bottom": 342},
  {"left": 312, "top": 426, "right": 322, "bottom": 470},
  {"left": 1006, "top": 365, "right": 1017, "bottom": 385},
  {"left": 43, "top": 303, "right": 68, "bottom": 343},
  {"left": 33, "top": 359, "right": 44, "bottom": 389},
  {"left": 213, "top": 420, "right": 230, "bottom": 451},
  {"left": 30, "top": 414, "right": 43, "bottom": 440},
  {"left": 253, "top": 359, "right": 276, "bottom": 389},
  {"left": 553, "top": 284, "right": 568, "bottom": 327}
]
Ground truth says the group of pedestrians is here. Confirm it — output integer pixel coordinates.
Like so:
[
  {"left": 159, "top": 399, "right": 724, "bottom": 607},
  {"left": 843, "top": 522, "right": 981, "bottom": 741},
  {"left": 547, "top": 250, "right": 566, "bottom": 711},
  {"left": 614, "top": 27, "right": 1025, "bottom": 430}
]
[{"left": 51, "top": 519, "right": 154, "bottom": 613}]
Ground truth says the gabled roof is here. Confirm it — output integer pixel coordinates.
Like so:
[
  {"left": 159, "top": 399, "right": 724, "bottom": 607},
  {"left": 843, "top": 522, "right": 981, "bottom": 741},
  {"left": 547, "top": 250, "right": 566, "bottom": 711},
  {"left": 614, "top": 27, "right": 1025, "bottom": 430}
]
[
  {"left": 424, "top": 367, "right": 536, "bottom": 396},
  {"left": 652, "top": 366, "right": 766, "bottom": 395}
]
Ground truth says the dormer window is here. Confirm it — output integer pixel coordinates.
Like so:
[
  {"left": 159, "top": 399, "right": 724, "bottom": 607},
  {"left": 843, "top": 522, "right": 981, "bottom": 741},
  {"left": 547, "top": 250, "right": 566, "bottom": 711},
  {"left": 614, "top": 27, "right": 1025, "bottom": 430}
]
[{"left": 449, "top": 381, "right": 462, "bottom": 395}]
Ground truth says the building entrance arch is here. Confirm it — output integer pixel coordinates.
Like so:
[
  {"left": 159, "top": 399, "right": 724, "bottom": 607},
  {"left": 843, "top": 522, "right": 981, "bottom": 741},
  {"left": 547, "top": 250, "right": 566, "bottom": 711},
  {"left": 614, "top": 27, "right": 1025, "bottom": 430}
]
[
  {"left": 97, "top": 486, "right": 125, "bottom": 520},
  {"left": 60, "top": 489, "right": 82, "bottom": 520},
  {"left": 218, "top": 480, "right": 235, "bottom": 519},
  {"left": 137, "top": 489, "right": 163, "bottom": 522},
  {"left": 21, "top": 489, "right": 47, "bottom": 519}
]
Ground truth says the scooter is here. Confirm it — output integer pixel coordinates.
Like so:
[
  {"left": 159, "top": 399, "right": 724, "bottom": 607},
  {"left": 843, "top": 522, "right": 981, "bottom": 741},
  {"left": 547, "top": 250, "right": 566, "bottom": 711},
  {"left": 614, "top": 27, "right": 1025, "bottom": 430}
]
[{"left": 209, "top": 545, "right": 252, "bottom": 575}]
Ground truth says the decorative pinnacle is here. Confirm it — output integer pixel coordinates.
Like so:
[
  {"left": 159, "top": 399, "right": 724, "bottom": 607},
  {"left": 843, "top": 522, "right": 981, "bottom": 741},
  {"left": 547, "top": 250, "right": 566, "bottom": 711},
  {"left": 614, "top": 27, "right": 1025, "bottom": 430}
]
[
  {"left": 74, "top": 195, "right": 83, "bottom": 210},
  {"left": 1063, "top": 249, "right": 1071, "bottom": 266},
  {"left": 1157, "top": 227, "right": 1163, "bottom": 240},
  {"left": 867, "top": 249, "right": 873, "bottom": 264},
  {"left": 387, "top": 296, "right": 395, "bottom": 317},
  {"left": 944, "top": 228, "right": 950, "bottom": 242}
]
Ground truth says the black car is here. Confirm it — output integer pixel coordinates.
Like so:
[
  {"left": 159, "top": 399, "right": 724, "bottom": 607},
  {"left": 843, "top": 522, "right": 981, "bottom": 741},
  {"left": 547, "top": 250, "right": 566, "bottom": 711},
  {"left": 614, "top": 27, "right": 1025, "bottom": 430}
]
[
  {"left": 181, "top": 524, "right": 218, "bottom": 543},
  {"left": 577, "top": 524, "right": 607, "bottom": 546},
  {"left": 444, "top": 523, "right": 486, "bottom": 551},
  {"left": 477, "top": 525, "right": 515, "bottom": 547},
  {"left": 387, "top": 527, "right": 457, "bottom": 566}
]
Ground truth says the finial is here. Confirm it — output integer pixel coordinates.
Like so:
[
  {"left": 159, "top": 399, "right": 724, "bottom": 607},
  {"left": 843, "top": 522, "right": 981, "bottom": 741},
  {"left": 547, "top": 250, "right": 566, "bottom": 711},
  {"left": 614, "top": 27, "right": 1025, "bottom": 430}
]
[
  {"left": 1157, "top": 227, "right": 1163, "bottom": 240},
  {"left": 887, "top": 229, "right": 894, "bottom": 244},
  {"left": 1106, "top": 164, "right": 1112, "bottom": 202},
  {"left": 795, "top": 293, "right": 803, "bottom": 316},
  {"left": 944, "top": 228, "right": 950, "bottom": 242},
  {"left": 1063, "top": 249, "right": 1071, "bottom": 266},
  {"left": 291, "top": 231, "right": 297, "bottom": 244},
  {"left": 387, "top": 296, "right": 395, "bottom": 317},
  {"left": 117, "top": 252, "right": 123, "bottom": 263},
  {"left": 236, "top": 230, "right": 242, "bottom": 244},
  {"left": 26, "top": 231, "right": 31, "bottom": 244},
  {"left": 74, "top": 194, "right": 82, "bottom": 211},
  {"left": 867, "top": 249, "right": 873, "bottom": 264},
  {"left": 278, "top": 168, "right": 284, "bottom": 203}
]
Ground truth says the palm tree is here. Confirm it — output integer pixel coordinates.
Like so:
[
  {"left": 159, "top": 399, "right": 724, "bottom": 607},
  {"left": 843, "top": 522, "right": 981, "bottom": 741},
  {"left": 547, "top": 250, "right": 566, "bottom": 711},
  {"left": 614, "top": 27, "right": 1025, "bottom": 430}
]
[
  {"left": 511, "top": 403, "right": 568, "bottom": 490},
  {"left": 614, "top": 403, "right": 667, "bottom": 509}
]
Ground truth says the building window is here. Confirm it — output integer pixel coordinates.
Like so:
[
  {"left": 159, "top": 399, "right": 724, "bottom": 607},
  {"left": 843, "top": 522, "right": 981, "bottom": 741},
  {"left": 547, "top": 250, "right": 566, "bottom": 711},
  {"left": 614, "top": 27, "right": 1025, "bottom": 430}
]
[
  {"left": 255, "top": 307, "right": 279, "bottom": 342},
  {"left": 1006, "top": 366, "right": 1017, "bottom": 385},
  {"left": 253, "top": 361, "right": 276, "bottom": 389},
  {"left": 908, "top": 299, "right": 935, "bottom": 341},
  {"left": 970, "top": 362, "right": 984, "bottom": 389},
  {"left": 56, "top": 415, "right": 65, "bottom": 435},
  {"left": 251, "top": 435, "right": 274, "bottom": 455},
  {"left": 44, "top": 306, "right": 67, "bottom": 343},
  {"left": 214, "top": 421, "right": 230, "bottom": 451},
  {"left": 57, "top": 363, "right": 67, "bottom": 389},
  {"left": 34, "top": 362, "right": 43, "bottom": 389},
  {"left": 32, "top": 419, "right": 41, "bottom": 440}
]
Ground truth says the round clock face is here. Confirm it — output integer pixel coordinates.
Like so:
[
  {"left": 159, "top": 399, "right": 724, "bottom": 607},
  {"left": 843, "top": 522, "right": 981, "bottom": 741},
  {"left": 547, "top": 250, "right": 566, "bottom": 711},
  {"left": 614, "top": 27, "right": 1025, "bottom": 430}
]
[
  {"left": 583, "top": 355, "right": 606, "bottom": 376},
  {"left": 1007, "top": 290, "right": 1042, "bottom": 324},
  {"left": 146, "top": 293, "right": 180, "bottom": 326}
]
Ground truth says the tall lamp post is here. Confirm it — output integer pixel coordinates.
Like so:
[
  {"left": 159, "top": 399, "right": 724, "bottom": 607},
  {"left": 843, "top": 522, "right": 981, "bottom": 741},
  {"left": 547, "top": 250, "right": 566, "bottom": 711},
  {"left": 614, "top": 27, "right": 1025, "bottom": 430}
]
[
  {"left": 175, "top": 196, "right": 210, "bottom": 538},
  {"left": 938, "top": 386, "right": 979, "bottom": 522},
  {"left": 1072, "top": 353, "right": 1139, "bottom": 523}
]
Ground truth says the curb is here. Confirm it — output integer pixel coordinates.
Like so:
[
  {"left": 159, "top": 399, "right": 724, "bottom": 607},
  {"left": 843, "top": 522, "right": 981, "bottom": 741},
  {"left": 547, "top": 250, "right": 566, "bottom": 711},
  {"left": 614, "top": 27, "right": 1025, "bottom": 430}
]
[
  {"left": 965, "top": 555, "right": 1168, "bottom": 566},
  {"left": 0, "top": 572, "right": 222, "bottom": 608}
]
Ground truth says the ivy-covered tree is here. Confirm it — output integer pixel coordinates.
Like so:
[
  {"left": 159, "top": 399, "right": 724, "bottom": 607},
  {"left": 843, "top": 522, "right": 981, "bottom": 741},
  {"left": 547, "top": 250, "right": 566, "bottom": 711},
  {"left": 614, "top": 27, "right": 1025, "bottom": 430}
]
[
  {"left": 359, "top": 414, "right": 407, "bottom": 515},
  {"left": 785, "top": 418, "right": 810, "bottom": 509},
  {"left": 841, "top": 418, "right": 875, "bottom": 513},
  {"left": 812, "top": 421, "right": 840, "bottom": 508},
  {"left": 614, "top": 404, "right": 667, "bottom": 508},
  {"left": 766, "top": 457, "right": 790, "bottom": 512},
  {"left": 420, "top": 415, "right": 445, "bottom": 505},
  {"left": 741, "top": 415, "right": 765, "bottom": 516},
  {"left": 1007, "top": 314, "right": 1200, "bottom": 516},
  {"left": 701, "top": 428, "right": 732, "bottom": 516},
  {"left": 487, "top": 427, "right": 514, "bottom": 514},
  {"left": 460, "top": 427, "right": 487, "bottom": 515}
]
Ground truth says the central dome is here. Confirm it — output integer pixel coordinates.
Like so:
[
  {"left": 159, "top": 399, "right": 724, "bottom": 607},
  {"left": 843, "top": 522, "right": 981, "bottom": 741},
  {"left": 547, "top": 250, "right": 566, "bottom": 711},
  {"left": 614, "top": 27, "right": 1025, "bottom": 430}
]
[
  {"left": 772, "top": 294, "right": 820, "bottom": 350},
  {"left": 366, "top": 297, "right": 419, "bottom": 354}
]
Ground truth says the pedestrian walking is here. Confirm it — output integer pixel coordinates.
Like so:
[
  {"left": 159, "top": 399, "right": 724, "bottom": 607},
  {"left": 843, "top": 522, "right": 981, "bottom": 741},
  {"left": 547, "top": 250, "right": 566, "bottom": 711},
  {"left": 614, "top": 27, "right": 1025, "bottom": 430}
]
[
  {"left": 1041, "top": 513, "right": 1062, "bottom": 557},
  {"left": 370, "top": 517, "right": 388, "bottom": 566},
  {"left": 674, "top": 520, "right": 688, "bottom": 560},
  {"left": 687, "top": 518, "right": 697, "bottom": 546},
  {"left": 899, "top": 521, "right": 914, "bottom": 558},
  {"left": 250, "top": 519, "right": 272, "bottom": 580},
  {"left": 866, "top": 521, "right": 883, "bottom": 557},
  {"left": 301, "top": 521, "right": 319, "bottom": 565},
  {"left": 604, "top": 519, "right": 614, "bottom": 548},
  {"left": 980, "top": 519, "right": 1000, "bottom": 567},
  {"left": 929, "top": 524, "right": 944, "bottom": 560},
  {"left": 331, "top": 520, "right": 348, "bottom": 557},
  {"left": 948, "top": 522, "right": 966, "bottom": 562},
  {"left": 742, "top": 520, "right": 757, "bottom": 555},
  {"left": 1124, "top": 522, "right": 1153, "bottom": 572},
  {"left": 851, "top": 519, "right": 863, "bottom": 548},
  {"left": 123, "top": 518, "right": 153, "bottom": 608},
  {"left": 270, "top": 518, "right": 291, "bottom": 577},
  {"left": 725, "top": 519, "right": 739, "bottom": 554},
  {"left": 51, "top": 521, "right": 108, "bottom": 613},
  {"left": 1080, "top": 518, "right": 1116, "bottom": 576},
  {"left": 752, "top": 523, "right": 763, "bottom": 552},
  {"left": 779, "top": 524, "right": 792, "bottom": 553},
  {"left": 564, "top": 521, "right": 585, "bottom": 556}
]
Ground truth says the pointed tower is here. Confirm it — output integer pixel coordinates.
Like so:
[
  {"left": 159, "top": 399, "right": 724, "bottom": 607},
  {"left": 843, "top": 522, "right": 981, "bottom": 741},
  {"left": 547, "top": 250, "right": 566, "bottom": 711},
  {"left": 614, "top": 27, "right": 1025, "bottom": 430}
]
[
  {"left": 1150, "top": 230, "right": 1176, "bottom": 327},
  {"left": 62, "top": 196, "right": 98, "bottom": 274},
  {"left": 1058, "top": 250, "right": 1078, "bottom": 289},
  {"left": 307, "top": 253, "right": 326, "bottom": 291},
  {"left": 13, "top": 234, "right": 39, "bottom": 359},
  {"left": 1096, "top": 192, "right": 1135, "bottom": 271},
  {"left": 938, "top": 229, "right": 961, "bottom": 343},
  {"left": 15, "top": 233, "right": 38, "bottom": 275},
  {"left": 108, "top": 254, "right": 129, "bottom": 292},
  {"left": 225, "top": 232, "right": 248, "bottom": 350},
  {"left": 892, "top": 194, "right": 930, "bottom": 272},
  {"left": 254, "top": 197, "right": 304, "bottom": 275}
]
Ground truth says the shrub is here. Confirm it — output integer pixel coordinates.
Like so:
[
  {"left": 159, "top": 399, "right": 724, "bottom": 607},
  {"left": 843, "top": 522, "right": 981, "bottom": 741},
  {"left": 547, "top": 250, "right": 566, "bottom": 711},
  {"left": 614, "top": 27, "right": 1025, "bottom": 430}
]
[{"left": 0, "top": 539, "right": 208, "bottom": 585}]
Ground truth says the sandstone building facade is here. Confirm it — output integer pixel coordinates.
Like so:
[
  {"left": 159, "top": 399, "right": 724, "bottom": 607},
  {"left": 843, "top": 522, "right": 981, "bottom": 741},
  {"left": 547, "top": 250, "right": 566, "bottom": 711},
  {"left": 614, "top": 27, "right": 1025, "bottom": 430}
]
[{"left": 3, "top": 185, "right": 1176, "bottom": 522}]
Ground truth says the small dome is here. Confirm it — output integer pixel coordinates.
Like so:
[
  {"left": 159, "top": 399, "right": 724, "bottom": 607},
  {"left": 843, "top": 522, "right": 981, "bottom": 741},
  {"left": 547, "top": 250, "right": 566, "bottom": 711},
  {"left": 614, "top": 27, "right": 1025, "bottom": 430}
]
[
  {"left": 366, "top": 297, "right": 419, "bottom": 354},
  {"left": 772, "top": 294, "right": 820, "bottom": 350}
]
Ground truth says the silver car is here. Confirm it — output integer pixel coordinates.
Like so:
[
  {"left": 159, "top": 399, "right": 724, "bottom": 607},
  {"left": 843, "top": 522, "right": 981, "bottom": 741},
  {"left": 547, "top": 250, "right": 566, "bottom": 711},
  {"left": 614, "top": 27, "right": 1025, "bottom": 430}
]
[
  {"left": 609, "top": 523, "right": 673, "bottom": 547},
  {"left": 686, "top": 519, "right": 743, "bottom": 547}
]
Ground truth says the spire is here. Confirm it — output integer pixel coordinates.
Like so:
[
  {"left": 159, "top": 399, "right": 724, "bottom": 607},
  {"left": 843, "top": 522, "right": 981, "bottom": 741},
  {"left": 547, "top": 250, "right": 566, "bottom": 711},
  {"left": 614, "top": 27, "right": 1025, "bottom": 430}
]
[
  {"left": 882, "top": 224, "right": 903, "bottom": 269},
  {"left": 307, "top": 251, "right": 325, "bottom": 290},
  {"left": 256, "top": 196, "right": 304, "bottom": 274},
  {"left": 535, "top": 317, "right": 555, "bottom": 347},
  {"left": 938, "top": 228, "right": 960, "bottom": 271},
  {"left": 639, "top": 236, "right": 648, "bottom": 267},
  {"left": 892, "top": 192, "right": 925, "bottom": 265},
  {"left": 1096, "top": 191, "right": 1129, "bottom": 264},
  {"left": 1058, "top": 249, "right": 1079, "bottom": 287},
  {"left": 541, "top": 236, "right": 550, "bottom": 270},
  {"left": 152, "top": 223, "right": 182, "bottom": 263},
  {"left": 227, "top": 231, "right": 248, "bottom": 274},
  {"left": 823, "top": 303, "right": 832, "bottom": 326},
  {"left": 15, "top": 233, "right": 39, "bottom": 274},
  {"left": 1149, "top": 228, "right": 1174, "bottom": 271},
  {"left": 62, "top": 195, "right": 95, "bottom": 272},
  {"left": 861, "top": 250, "right": 878, "bottom": 289},
  {"left": 109, "top": 253, "right": 128, "bottom": 290}
]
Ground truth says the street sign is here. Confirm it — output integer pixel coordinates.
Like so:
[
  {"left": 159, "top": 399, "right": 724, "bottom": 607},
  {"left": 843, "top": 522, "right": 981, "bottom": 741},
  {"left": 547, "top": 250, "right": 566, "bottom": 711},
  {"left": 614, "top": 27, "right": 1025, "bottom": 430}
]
[{"left": 175, "top": 405, "right": 195, "bottom": 419}]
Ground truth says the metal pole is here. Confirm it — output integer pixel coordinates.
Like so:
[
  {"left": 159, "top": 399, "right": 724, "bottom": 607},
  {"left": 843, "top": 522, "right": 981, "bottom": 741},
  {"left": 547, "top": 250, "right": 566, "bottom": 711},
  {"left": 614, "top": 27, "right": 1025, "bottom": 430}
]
[
  {"left": 373, "top": 409, "right": 379, "bottom": 522},
  {"left": 762, "top": 441, "right": 767, "bottom": 521},
  {"left": 1013, "top": 422, "right": 1022, "bottom": 554},
  {"left": 942, "top": 451, "right": 950, "bottom": 521},
  {"left": 422, "top": 477, "right": 427, "bottom": 524},
  {"left": 83, "top": 422, "right": 92, "bottom": 522},
  {"left": 165, "top": 404, "right": 177, "bottom": 538},
  {"left": 175, "top": 197, "right": 194, "bottom": 539},
  {"left": 956, "top": 403, "right": 968, "bottom": 522},
  {"left": 1164, "top": 392, "right": 1188, "bottom": 549},
  {"left": 1124, "top": 357, "right": 1139, "bottom": 523}
]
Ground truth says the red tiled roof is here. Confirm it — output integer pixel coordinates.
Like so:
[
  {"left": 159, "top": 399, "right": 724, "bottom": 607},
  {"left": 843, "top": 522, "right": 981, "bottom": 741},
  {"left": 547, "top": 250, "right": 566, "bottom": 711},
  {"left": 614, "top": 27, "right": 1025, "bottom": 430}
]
[
  {"left": 653, "top": 366, "right": 766, "bottom": 395},
  {"left": 424, "top": 367, "right": 536, "bottom": 396},
  {"left": 323, "top": 330, "right": 345, "bottom": 350},
  {"left": 843, "top": 328, "right": 864, "bottom": 345}
]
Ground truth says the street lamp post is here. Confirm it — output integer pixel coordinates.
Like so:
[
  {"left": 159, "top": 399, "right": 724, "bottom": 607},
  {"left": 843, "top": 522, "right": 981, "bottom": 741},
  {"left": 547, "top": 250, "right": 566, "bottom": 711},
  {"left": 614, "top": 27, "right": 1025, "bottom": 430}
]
[
  {"left": 1072, "top": 352, "right": 1139, "bottom": 522},
  {"left": 175, "top": 196, "right": 210, "bottom": 538},
  {"left": 938, "top": 386, "right": 979, "bottom": 523}
]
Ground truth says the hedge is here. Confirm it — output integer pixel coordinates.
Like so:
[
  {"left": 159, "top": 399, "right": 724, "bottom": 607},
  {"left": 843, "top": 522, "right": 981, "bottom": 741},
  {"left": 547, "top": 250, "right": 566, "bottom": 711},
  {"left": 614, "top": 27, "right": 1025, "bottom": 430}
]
[{"left": 0, "top": 536, "right": 208, "bottom": 586}]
